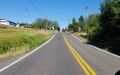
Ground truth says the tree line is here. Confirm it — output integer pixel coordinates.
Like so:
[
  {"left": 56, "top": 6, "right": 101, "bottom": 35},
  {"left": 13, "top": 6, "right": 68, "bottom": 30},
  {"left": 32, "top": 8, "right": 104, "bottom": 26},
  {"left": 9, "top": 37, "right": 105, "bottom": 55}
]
[
  {"left": 67, "top": 0, "right": 120, "bottom": 55},
  {"left": 28, "top": 18, "right": 60, "bottom": 31},
  {"left": 67, "top": 15, "right": 85, "bottom": 32}
]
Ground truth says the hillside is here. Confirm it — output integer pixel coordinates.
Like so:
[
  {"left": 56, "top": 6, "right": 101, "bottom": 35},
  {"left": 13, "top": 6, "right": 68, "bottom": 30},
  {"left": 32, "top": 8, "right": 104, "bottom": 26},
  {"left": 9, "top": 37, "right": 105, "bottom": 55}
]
[{"left": 0, "top": 27, "right": 54, "bottom": 59}]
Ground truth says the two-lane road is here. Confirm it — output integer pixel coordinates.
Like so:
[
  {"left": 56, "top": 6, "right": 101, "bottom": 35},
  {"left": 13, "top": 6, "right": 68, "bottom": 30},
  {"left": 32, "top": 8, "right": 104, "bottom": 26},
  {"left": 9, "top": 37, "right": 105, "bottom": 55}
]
[{"left": 0, "top": 32, "right": 120, "bottom": 75}]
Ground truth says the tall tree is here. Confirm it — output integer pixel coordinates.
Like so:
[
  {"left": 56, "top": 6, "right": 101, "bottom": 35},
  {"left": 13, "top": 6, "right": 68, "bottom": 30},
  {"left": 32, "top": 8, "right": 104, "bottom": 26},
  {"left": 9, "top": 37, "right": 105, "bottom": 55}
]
[
  {"left": 72, "top": 17, "right": 76, "bottom": 24},
  {"left": 98, "top": 0, "right": 120, "bottom": 55},
  {"left": 86, "top": 13, "right": 101, "bottom": 42},
  {"left": 78, "top": 15, "right": 85, "bottom": 31},
  {"left": 78, "top": 15, "right": 84, "bottom": 22}
]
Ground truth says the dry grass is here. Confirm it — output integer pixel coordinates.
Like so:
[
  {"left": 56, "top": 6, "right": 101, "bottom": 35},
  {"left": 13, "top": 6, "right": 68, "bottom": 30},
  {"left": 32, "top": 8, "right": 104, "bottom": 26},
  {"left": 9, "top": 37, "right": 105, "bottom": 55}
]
[
  {"left": 0, "top": 46, "right": 29, "bottom": 59},
  {"left": 0, "top": 24, "right": 8, "bottom": 28},
  {"left": 0, "top": 27, "right": 50, "bottom": 39},
  {"left": 0, "top": 27, "right": 54, "bottom": 59},
  {"left": 74, "top": 32, "right": 88, "bottom": 42}
]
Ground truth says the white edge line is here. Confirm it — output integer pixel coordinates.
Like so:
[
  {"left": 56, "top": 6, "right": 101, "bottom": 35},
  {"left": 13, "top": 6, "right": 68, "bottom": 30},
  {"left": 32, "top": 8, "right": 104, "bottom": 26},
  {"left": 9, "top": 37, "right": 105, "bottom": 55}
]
[
  {"left": 71, "top": 34, "right": 83, "bottom": 42},
  {"left": 88, "top": 45, "right": 120, "bottom": 58},
  {"left": 71, "top": 34, "right": 120, "bottom": 58},
  {"left": 0, "top": 34, "right": 55, "bottom": 72}
]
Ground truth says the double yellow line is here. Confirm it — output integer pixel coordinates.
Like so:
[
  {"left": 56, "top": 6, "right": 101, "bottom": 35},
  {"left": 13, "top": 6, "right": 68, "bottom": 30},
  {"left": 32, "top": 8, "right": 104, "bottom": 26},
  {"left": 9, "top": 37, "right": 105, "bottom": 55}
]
[{"left": 63, "top": 34, "right": 97, "bottom": 75}]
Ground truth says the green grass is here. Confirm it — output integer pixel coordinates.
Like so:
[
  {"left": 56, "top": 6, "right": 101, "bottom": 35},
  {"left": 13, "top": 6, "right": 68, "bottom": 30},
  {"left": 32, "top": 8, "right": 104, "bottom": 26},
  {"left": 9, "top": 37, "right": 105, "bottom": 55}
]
[
  {"left": 74, "top": 32, "right": 88, "bottom": 42},
  {"left": 0, "top": 27, "right": 54, "bottom": 59}
]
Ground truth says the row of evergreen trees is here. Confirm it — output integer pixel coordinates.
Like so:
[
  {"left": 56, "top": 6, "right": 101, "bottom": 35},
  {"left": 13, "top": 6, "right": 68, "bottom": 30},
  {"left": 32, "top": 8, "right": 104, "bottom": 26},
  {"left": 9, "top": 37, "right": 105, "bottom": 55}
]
[
  {"left": 68, "top": 15, "right": 85, "bottom": 32},
  {"left": 67, "top": 0, "right": 120, "bottom": 55}
]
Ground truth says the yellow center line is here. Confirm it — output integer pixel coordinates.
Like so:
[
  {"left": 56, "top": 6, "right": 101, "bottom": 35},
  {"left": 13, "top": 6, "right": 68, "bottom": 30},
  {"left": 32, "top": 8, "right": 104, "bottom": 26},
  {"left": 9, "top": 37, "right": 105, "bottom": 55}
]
[{"left": 63, "top": 34, "right": 97, "bottom": 75}]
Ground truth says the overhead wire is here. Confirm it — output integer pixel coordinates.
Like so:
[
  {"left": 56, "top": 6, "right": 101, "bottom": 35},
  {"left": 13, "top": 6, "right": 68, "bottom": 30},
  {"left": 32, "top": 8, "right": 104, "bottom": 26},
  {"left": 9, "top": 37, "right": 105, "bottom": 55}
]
[
  {"left": 29, "top": 0, "right": 70, "bottom": 28},
  {"left": 29, "top": 0, "right": 45, "bottom": 18}
]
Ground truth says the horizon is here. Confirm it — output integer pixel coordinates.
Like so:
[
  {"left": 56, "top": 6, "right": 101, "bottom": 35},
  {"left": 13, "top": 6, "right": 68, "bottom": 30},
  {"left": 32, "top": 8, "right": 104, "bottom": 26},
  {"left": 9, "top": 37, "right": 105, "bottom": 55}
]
[{"left": 0, "top": 0, "right": 104, "bottom": 29}]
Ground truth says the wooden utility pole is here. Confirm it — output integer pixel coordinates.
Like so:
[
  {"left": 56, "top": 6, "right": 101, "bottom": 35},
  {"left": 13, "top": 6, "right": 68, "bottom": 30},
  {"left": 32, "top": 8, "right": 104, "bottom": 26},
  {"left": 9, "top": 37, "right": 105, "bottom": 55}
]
[
  {"left": 86, "top": 6, "right": 89, "bottom": 39},
  {"left": 26, "top": 9, "right": 28, "bottom": 28},
  {"left": 45, "top": 16, "right": 47, "bottom": 32},
  {"left": 68, "top": 20, "right": 70, "bottom": 25},
  {"left": 67, "top": 19, "right": 70, "bottom": 31}
]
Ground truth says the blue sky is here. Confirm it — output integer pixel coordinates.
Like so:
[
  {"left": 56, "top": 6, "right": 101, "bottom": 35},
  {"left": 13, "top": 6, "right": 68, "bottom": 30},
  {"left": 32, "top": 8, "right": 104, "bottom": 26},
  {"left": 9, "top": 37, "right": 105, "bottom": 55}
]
[{"left": 0, "top": 0, "right": 104, "bottom": 29}]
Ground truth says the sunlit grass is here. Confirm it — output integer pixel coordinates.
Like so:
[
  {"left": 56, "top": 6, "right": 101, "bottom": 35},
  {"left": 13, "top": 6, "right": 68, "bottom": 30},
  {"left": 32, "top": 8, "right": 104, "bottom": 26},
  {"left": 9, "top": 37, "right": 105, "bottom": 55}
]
[
  {"left": 0, "top": 27, "right": 54, "bottom": 59},
  {"left": 74, "top": 32, "right": 88, "bottom": 42}
]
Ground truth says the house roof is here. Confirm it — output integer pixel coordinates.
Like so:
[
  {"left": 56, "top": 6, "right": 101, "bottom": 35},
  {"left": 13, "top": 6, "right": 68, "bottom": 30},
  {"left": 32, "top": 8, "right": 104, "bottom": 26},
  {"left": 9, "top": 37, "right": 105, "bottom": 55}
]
[
  {"left": 0, "top": 19, "right": 17, "bottom": 23},
  {"left": 0, "top": 19, "right": 9, "bottom": 22}
]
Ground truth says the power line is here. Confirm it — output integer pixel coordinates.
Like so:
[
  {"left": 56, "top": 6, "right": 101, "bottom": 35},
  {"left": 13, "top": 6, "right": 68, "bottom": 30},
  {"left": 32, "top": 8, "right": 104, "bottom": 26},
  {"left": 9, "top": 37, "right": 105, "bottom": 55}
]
[
  {"left": 29, "top": 0, "right": 45, "bottom": 18},
  {"left": 57, "top": 20, "right": 70, "bottom": 22}
]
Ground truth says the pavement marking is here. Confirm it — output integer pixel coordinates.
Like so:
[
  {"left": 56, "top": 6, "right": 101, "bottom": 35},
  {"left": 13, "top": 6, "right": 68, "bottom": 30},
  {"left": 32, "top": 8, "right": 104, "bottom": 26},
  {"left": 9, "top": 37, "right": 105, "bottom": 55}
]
[
  {"left": 71, "top": 34, "right": 83, "bottom": 42},
  {"left": 63, "top": 34, "right": 97, "bottom": 75},
  {"left": 0, "top": 34, "right": 55, "bottom": 72},
  {"left": 71, "top": 34, "right": 120, "bottom": 58},
  {"left": 88, "top": 45, "right": 120, "bottom": 58}
]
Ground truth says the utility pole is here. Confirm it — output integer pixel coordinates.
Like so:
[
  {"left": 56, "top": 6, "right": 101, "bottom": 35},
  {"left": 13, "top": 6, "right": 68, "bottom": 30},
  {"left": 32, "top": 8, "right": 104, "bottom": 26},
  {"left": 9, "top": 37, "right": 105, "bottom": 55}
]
[
  {"left": 26, "top": 9, "right": 28, "bottom": 28},
  {"left": 45, "top": 15, "right": 47, "bottom": 32},
  {"left": 86, "top": 6, "right": 89, "bottom": 39},
  {"left": 68, "top": 20, "right": 70, "bottom": 25},
  {"left": 67, "top": 20, "right": 70, "bottom": 31}
]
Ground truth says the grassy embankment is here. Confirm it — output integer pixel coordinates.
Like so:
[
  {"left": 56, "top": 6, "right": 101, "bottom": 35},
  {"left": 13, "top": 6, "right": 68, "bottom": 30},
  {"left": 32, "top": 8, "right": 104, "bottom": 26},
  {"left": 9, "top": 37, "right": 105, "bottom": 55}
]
[
  {"left": 0, "top": 26, "right": 55, "bottom": 59},
  {"left": 74, "top": 32, "right": 88, "bottom": 42}
]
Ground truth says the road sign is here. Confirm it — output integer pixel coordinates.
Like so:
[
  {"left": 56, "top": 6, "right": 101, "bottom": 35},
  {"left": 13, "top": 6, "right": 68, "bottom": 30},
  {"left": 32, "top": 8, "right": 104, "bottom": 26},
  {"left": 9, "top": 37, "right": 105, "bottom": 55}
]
[{"left": 78, "top": 27, "right": 81, "bottom": 32}]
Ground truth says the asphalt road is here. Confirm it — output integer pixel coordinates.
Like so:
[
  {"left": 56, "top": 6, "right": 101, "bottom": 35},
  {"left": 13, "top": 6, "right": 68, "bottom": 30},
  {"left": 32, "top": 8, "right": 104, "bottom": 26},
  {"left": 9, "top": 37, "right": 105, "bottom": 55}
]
[{"left": 0, "top": 32, "right": 120, "bottom": 75}]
